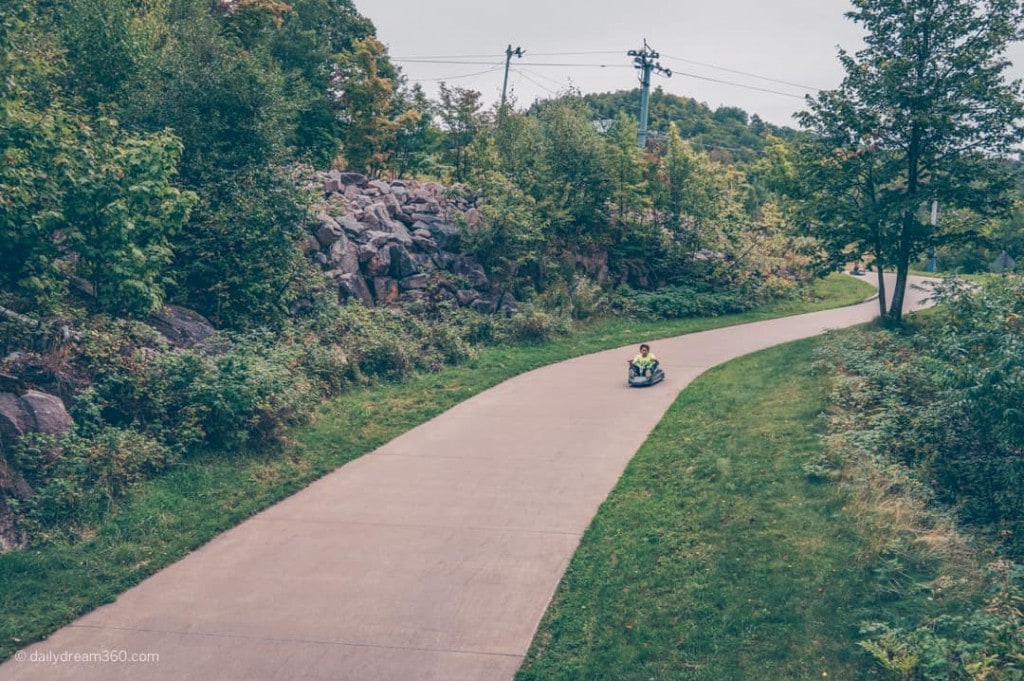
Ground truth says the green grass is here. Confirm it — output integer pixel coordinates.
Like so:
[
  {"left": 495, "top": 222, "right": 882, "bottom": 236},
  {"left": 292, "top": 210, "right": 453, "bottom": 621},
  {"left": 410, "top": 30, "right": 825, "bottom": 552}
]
[
  {"left": 516, "top": 338, "right": 938, "bottom": 680},
  {"left": 0, "top": 274, "right": 875, "bottom": 661}
]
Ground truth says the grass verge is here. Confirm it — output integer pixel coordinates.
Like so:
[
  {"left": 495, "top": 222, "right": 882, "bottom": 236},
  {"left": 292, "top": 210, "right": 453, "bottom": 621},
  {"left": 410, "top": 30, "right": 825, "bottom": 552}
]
[
  {"left": 516, "top": 337, "right": 952, "bottom": 680},
  {"left": 0, "top": 274, "right": 875, "bottom": 661}
]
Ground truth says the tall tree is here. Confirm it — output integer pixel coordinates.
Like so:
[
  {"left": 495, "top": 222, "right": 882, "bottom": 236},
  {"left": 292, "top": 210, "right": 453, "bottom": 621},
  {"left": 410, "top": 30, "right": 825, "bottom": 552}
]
[
  {"left": 799, "top": 0, "right": 1024, "bottom": 321},
  {"left": 436, "top": 83, "right": 487, "bottom": 182},
  {"left": 335, "top": 36, "right": 420, "bottom": 177}
]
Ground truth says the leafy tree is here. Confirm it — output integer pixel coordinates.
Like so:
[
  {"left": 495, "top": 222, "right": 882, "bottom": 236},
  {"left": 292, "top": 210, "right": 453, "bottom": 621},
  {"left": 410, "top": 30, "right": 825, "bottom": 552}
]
[
  {"left": 133, "top": 12, "right": 297, "bottom": 182},
  {"left": 267, "top": 0, "right": 379, "bottom": 164},
  {"left": 389, "top": 84, "right": 441, "bottom": 178},
  {"left": 656, "top": 123, "right": 722, "bottom": 247},
  {"left": 0, "top": 100, "right": 72, "bottom": 308},
  {"left": 170, "top": 168, "right": 311, "bottom": 329},
  {"left": 436, "top": 83, "right": 488, "bottom": 182},
  {"left": 798, "top": 0, "right": 1024, "bottom": 321},
  {"left": 604, "top": 112, "right": 649, "bottom": 219},
  {"left": 62, "top": 122, "right": 197, "bottom": 315},
  {"left": 335, "top": 36, "right": 420, "bottom": 176},
  {"left": 465, "top": 154, "right": 546, "bottom": 297},
  {"left": 41, "top": 0, "right": 147, "bottom": 112},
  {"left": 535, "top": 96, "right": 613, "bottom": 249}
]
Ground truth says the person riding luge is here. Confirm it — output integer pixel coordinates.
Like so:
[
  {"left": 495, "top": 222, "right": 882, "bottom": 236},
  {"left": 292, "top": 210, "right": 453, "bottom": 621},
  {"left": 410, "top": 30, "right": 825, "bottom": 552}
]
[{"left": 628, "top": 343, "right": 659, "bottom": 378}]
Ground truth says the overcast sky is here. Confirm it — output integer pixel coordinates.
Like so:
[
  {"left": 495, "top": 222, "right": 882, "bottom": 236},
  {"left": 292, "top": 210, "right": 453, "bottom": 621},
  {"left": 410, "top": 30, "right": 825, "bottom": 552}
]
[{"left": 357, "top": 0, "right": 1024, "bottom": 130}]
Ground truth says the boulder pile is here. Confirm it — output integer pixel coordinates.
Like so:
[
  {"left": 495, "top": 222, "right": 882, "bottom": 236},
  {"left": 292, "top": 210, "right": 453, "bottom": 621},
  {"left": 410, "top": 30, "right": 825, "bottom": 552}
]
[{"left": 306, "top": 171, "right": 514, "bottom": 313}]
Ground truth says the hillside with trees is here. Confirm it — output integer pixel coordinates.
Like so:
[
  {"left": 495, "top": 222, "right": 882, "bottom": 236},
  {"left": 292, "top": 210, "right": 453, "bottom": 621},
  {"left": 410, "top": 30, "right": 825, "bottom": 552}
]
[{"left": 0, "top": 0, "right": 822, "bottom": 555}]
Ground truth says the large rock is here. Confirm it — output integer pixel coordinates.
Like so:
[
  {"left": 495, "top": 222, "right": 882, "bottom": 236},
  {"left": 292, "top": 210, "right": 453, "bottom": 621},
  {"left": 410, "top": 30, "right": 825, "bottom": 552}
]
[
  {"left": 455, "top": 289, "right": 480, "bottom": 307},
  {"left": 399, "top": 274, "right": 431, "bottom": 291},
  {"left": 0, "top": 389, "right": 72, "bottom": 440},
  {"left": 361, "top": 202, "right": 391, "bottom": 230},
  {"left": 328, "top": 235, "right": 360, "bottom": 275},
  {"left": 470, "top": 297, "right": 498, "bottom": 314},
  {"left": 315, "top": 215, "right": 344, "bottom": 246},
  {"left": 22, "top": 390, "right": 73, "bottom": 436},
  {"left": 464, "top": 207, "right": 482, "bottom": 231},
  {"left": 411, "top": 235, "right": 438, "bottom": 253},
  {"left": 322, "top": 171, "right": 343, "bottom": 194},
  {"left": 339, "top": 172, "right": 368, "bottom": 187},
  {"left": 0, "top": 392, "right": 31, "bottom": 440},
  {"left": 149, "top": 305, "right": 215, "bottom": 348},
  {"left": 364, "top": 246, "right": 392, "bottom": 278},
  {"left": 383, "top": 220, "right": 413, "bottom": 247},
  {"left": 372, "top": 277, "right": 400, "bottom": 304},
  {"left": 337, "top": 274, "right": 374, "bottom": 307},
  {"left": 337, "top": 215, "right": 368, "bottom": 239},
  {"left": 389, "top": 244, "right": 418, "bottom": 280},
  {"left": 429, "top": 222, "right": 461, "bottom": 251},
  {"left": 367, "top": 179, "right": 391, "bottom": 195},
  {"left": 450, "top": 255, "right": 490, "bottom": 288}
]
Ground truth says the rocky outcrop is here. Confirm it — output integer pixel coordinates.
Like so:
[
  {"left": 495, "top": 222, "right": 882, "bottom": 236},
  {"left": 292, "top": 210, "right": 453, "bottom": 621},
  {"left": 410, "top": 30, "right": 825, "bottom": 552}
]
[
  {"left": 307, "top": 171, "right": 505, "bottom": 309},
  {"left": 149, "top": 305, "right": 216, "bottom": 348}
]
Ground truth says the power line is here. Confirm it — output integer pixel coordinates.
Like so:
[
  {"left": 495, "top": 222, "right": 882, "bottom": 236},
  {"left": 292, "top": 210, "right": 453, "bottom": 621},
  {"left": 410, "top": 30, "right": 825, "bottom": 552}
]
[
  {"left": 391, "top": 50, "right": 622, "bottom": 59},
  {"left": 407, "top": 65, "right": 505, "bottom": 83},
  {"left": 516, "top": 67, "right": 571, "bottom": 89},
  {"left": 669, "top": 70, "right": 808, "bottom": 99},
  {"left": 660, "top": 53, "right": 823, "bottom": 91},
  {"left": 394, "top": 58, "right": 631, "bottom": 68},
  {"left": 511, "top": 69, "right": 562, "bottom": 95},
  {"left": 392, "top": 54, "right": 815, "bottom": 100}
]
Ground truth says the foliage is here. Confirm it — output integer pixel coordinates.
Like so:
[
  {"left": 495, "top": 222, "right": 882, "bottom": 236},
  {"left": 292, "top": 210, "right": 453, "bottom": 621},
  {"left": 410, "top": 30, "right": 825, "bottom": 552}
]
[
  {"left": 816, "top": 279, "right": 1024, "bottom": 678},
  {"left": 335, "top": 36, "right": 421, "bottom": 176},
  {"left": 436, "top": 83, "right": 488, "bottom": 182},
  {"left": 1, "top": 99, "right": 195, "bottom": 315},
  {"left": 62, "top": 123, "right": 197, "bottom": 315},
  {"left": 798, "top": 0, "right": 1024, "bottom": 321},
  {"left": 7, "top": 427, "right": 171, "bottom": 539},
  {"left": 579, "top": 88, "right": 800, "bottom": 163},
  {"left": 169, "top": 169, "right": 310, "bottom": 329}
]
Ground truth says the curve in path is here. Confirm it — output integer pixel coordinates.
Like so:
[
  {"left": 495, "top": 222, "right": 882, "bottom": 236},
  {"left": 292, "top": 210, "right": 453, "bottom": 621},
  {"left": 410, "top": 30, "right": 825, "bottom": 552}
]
[{"left": 2, "top": 276, "right": 935, "bottom": 681}]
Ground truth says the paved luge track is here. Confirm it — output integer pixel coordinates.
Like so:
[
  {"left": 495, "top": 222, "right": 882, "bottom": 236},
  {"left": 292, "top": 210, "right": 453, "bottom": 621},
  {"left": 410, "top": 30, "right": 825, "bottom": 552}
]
[{"left": 2, "top": 276, "right": 935, "bottom": 681}]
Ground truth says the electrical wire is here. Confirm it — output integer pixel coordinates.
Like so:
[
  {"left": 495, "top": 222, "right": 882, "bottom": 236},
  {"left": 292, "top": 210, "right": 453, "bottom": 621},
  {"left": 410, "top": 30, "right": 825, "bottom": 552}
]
[
  {"left": 406, "top": 65, "right": 505, "bottom": 83},
  {"left": 392, "top": 52, "right": 817, "bottom": 99},
  {"left": 516, "top": 67, "right": 571, "bottom": 89},
  {"left": 661, "top": 53, "right": 823, "bottom": 91},
  {"left": 511, "top": 69, "right": 561, "bottom": 95},
  {"left": 669, "top": 69, "right": 809, "bottom": 99},
  {"left": 394, "top": 58, "right": 631, "bottom": 68}
]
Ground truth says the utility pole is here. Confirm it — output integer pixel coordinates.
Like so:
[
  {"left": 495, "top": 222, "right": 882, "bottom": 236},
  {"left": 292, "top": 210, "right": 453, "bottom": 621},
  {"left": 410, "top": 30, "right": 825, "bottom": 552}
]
[
  {"left": 628, "top": 39, "right": 671, "bottom": 148},
  {"left": 501, "top": 44, "right": 525, "bottom": 111}
]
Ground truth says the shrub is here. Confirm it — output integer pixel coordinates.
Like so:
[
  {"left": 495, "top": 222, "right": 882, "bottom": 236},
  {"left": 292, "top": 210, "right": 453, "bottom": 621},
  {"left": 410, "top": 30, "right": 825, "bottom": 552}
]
[
  {"left": 494, "top": 308, "right": 572, "bottom": 346},
  {"left": 13, "top": 427, "right": 171, "bottom": 538}
]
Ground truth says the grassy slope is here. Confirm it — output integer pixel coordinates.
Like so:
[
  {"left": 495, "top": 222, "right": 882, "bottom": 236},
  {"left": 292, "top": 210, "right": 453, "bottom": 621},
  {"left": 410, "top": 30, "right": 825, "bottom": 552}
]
[
  {"left": 0, "top": 274, "right": 874, "bottom": 661},
  {"left": 516, "top": 338, "right": 928, "bottom": 680}
]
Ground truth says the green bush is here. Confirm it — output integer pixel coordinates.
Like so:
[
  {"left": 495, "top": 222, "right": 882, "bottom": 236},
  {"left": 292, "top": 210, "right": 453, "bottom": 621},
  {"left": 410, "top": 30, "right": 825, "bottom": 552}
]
[
  {"left": 859, "top": 564, "right": 1024, "bottom": 680},
  {"left": 817, "top": 279, "right": 1024, "bottom": 679},
  {"left": 12, "top": 427, "right": 171, "bottom": 538},
  {"left": 618, "top": 283, "right": 753, "bottom": 319}
]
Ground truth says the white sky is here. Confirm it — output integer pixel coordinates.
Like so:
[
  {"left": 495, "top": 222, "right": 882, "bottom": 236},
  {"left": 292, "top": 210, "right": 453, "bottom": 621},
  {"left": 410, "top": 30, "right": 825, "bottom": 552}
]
[{"left": 357, "top": 0, "right": 1024, "bottom": 129}]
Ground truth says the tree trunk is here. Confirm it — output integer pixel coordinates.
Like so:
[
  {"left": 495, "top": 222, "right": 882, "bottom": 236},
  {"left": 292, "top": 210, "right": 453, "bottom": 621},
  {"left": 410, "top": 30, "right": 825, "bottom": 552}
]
[
  {"left": 888, "top": 211, "right": 915, "bottom": 323},
  {"left": 889, "top": 122, "right": 922, "bottom": 324},
  {"left": 874, "top": 267, "right": 887, "bottom": 318}
]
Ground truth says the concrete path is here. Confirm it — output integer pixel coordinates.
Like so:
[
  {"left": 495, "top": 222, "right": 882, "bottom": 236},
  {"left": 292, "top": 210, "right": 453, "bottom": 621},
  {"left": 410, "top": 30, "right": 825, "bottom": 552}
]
[{"left": 2, "top": 276, "right": 935, "bottom": 681}]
